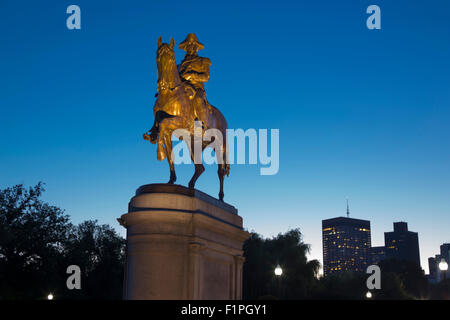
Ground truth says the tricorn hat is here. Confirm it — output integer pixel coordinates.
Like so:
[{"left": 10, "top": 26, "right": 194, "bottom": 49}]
[{"left": 179, "top": 33, "right": 204, "bottom": 51}]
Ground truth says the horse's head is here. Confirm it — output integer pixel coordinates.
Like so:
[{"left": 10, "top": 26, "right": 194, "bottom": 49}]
[{"left": 156, "top": 37, "right": 179, "bottom": 92}]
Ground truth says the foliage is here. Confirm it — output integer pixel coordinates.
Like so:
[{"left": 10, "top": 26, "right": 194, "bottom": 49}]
[
  {"left": 243, "top": 230, "right": 431, "bottom": 300},
  {"left": 378, "top": 258, "right": 429, "bottom": 299},
  {"left": 63, "top": 220, "right": 126, "bottom": 299},
  {"left": 312, "top": 271, "right": 367, "bottom": 299},
  {"left": 428, "top": 279, "right": 450, "bottom": 300},
  {"left": 312, "top": 270, "right": 413, "bottom": 300},
  {"left": 243, "top": 229, "right": 320, "bottom": 299},
  {"left": 0, "top": 183, "right": 71, "bottom": 299},
  {"left": 0, "top": 183, "right": 125, "bottom": 300}
]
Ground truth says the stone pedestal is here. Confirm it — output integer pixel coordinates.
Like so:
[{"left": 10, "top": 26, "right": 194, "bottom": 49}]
[{"left": 118, "top": 184, "right": 250, "bottom": 300}]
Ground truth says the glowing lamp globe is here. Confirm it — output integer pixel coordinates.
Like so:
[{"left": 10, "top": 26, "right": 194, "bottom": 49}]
[{"left": 274, "top": 265, "right": 283, "bottom": 276}]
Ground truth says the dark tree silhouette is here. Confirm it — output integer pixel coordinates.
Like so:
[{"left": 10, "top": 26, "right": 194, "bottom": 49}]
[
  {"left": 63, "top": 220, "right": 125, "bottom": 299},
  {"left": 0, "top": 183, "right": 125, "bottom": 300},
  {"left": 312, "top": 260, "right": 426, "bottom": 300},
  {"left": 243, "top": 229, "right": 320, "bottom": 299},
  {"left": 312, "top": 271, "right": 410, "bottom": 300},
  {"left": 429, "top": 278, "right": 450, "bottom": 299},
  {"left": 313, "top": 271, "right": 368, "bottom": 299},
  {"left": 0, "top": 183, "right": 71, "bottom": 299},
  {"left": 378, "top": 258, "right": 429, "bottom": 299}
]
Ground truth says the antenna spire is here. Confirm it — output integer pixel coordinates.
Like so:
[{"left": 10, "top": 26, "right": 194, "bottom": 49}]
[{"left": 346, "top": 198, "right": 350, "bottom": 218}]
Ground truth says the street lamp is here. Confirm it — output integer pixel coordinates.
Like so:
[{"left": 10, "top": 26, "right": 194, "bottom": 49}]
[
  {"left": 274, "top": 265, "right": 283, "bottom": 299},
  {"left": 366, "top": 291, "right": 372, "bottom": 299},
  {"left": 274, "top": 265, "right": 283, "bottom": 276},
  {"left": 47, "top": 293, "right": 54, "bottom": 300},
  {"left": 439, "top": 259, "right": 448, "bottom": 281}
]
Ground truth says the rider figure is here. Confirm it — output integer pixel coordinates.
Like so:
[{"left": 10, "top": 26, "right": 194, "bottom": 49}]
[{"left": 178, "top": 33, "right": 211, "bottom": 127}]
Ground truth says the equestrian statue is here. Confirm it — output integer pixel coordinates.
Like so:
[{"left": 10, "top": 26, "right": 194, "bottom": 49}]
[{"left": 143, "top": 34, "right": 230, "bottom": 201}]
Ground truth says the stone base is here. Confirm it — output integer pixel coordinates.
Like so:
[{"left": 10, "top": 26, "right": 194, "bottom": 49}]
[{"left": 118, "top": 184, "right": 250, "bottom": 300}]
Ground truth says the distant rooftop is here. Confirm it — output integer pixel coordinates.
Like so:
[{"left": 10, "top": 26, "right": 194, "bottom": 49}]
[{"left": 322, "top": 216, "right": 370, "bottom": 228}]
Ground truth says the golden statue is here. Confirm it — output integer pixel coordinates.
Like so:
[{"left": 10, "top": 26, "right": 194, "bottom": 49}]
[
  {"left": 178, "top": 33, "right": 211, "bottom": 124},
  {"left": 143, "top": 34, "right": 230, "bottom": 201}
]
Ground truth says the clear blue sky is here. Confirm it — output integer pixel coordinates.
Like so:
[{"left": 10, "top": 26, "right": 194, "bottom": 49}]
[{"left": 1, "top": 0, "right": 449, "bottom": 273}]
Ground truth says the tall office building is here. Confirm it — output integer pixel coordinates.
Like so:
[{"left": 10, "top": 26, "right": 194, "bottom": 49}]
[
  {"left": 428, "top": 243, "right": 450, "bottom": 283},
  {"left": 384, "top": 222, "right": 420, "bottom": 267},
  {"left": 369, "top": 246, "right": 386, "bottom": 265},
  {"left": 322, "top": 216, "right": 371, "bottom": 276},
  {"left": 428, "top": 256, "right": 439, "bottom": 283},
  {"left": 440, "top": 243, "right": 450, "bottom": 263}
]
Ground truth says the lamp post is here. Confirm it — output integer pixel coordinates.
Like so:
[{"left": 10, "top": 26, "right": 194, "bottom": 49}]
[{"left": 274, "top": 265, "right": 283, "bottom": 299}]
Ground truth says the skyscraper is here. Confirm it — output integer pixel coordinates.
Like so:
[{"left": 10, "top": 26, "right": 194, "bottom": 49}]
[
  {"left": 428, "top": 243, "right": 450, "bottom": 283},
  {"left": 440, "top": 243, "right": 450, "bottom": 263},
  {"left": 428, "top": 256, "right": 439, "bottom": 283},
  {"left": 322, "top": 216, "right": 371, "bottom": 276},
  {"left": 369, "top": 246, "right": 386, "bottom": 265},
  {"left": 384, "top": 222, "right": 421, "bottom": 267}
]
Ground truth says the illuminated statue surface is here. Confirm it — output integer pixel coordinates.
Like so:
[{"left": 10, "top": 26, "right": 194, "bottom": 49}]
[{"left": 144, "top": 34, "right": 229, "bottom": 201}]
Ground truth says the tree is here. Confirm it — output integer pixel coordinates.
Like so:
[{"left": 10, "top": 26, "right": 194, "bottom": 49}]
[
  {"left": 0, "top": 183, "right": 72, "bottom": 299},
  {"left": 0, "top": 183, "right": 126, "bottom": 300},
  {"left": 313, "top": 271, "right": 368, "bottom": 299},
  {"left": 375, "top": 272, "right": 412, "bottom": 300},
  {"left": 312, "top": 271, "right": 411, "bottom": 300},
  {"left": 429, "top": 279, "right": 450, "bottom": 300},
  {"left": 243, "top": 229, "right": 320, "bottom": 299},
  {"left": 63, "top": 220, "right": 125, "bottom": 299},
  {"left": 312, "top": 258, "right": 425, "bottom": 300},
  {"left": 378, "top": 258, "right": 429, "bottom": 299}
]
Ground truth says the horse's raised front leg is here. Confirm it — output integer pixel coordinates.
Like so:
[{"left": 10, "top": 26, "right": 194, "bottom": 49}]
[{"left": 159, "top": 117, "right": 183, "bottom": 184}]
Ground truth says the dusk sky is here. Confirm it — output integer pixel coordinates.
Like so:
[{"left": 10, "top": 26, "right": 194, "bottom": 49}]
[{"left": 1, "top": 0, "right": 449, "bottom": 273}]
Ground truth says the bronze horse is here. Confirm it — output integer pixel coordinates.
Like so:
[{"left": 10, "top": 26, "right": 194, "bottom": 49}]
[{"left": 144, "top": 37, "right": 230, "bottom": 201}]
